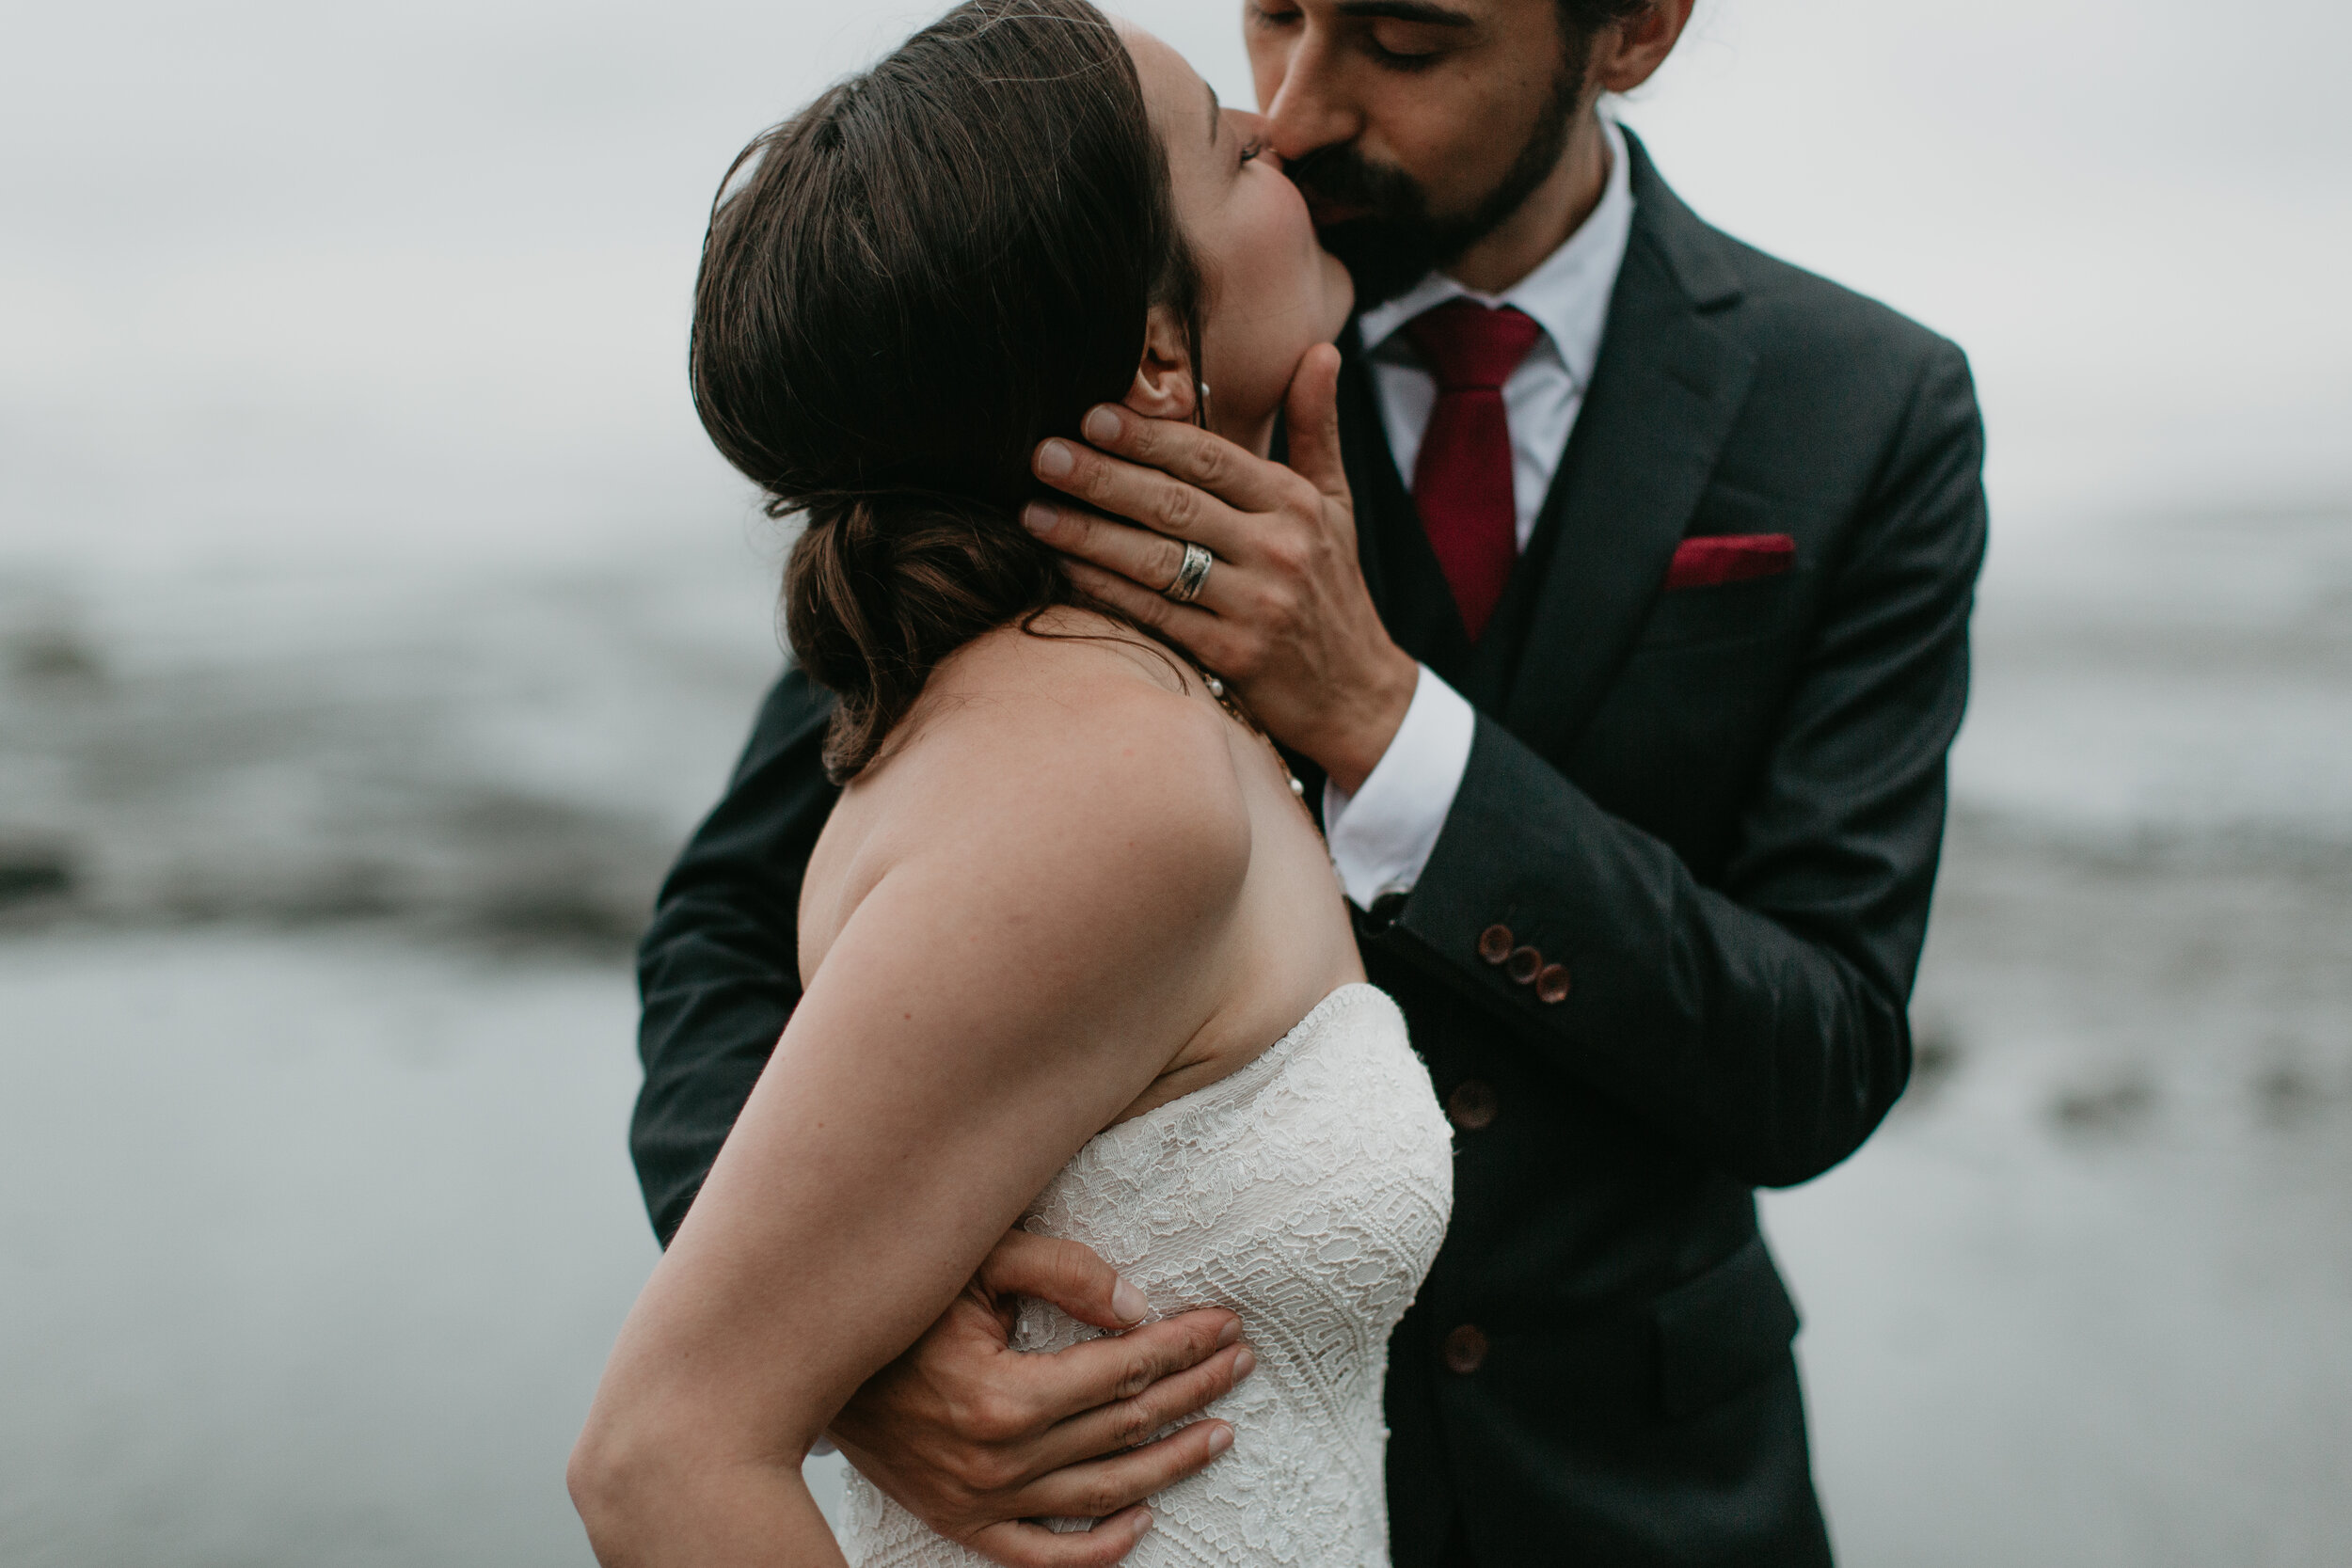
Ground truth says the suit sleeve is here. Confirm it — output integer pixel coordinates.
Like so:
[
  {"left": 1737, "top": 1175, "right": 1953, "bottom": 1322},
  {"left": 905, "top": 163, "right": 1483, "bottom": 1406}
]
[
  {"left": 631, "top": 666, "right": 840, "bottom": 1244},
  {"left": 1373, "top": 339, "right": 1987, "bottom": 1188}
]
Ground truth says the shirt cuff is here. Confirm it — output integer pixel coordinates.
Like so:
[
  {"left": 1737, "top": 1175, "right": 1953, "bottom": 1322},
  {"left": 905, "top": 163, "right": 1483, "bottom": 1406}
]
[{"left": 1323, "top": 665, "right": 1477, "bottom": 911}]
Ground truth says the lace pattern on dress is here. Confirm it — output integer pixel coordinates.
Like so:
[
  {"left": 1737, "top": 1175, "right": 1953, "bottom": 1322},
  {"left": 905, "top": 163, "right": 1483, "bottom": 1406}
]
[{"left": 840, "top": 984, "right": 1453, "bottom": 1568}]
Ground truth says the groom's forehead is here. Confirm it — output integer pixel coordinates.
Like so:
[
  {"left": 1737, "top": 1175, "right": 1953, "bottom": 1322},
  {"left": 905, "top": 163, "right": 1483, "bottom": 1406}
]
[
  {"left": 1304, "top": 0, "right": 1542, "bottom": 28},
  {"left": 1329, "top": 0, "right": 1479, "bottom": 20},
  {"left": 1268, "top": 0, "right": 1572, "bottom": 59}
]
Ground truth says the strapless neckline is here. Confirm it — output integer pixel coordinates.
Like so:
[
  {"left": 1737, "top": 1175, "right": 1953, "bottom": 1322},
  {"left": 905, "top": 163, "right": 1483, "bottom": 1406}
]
[{"left": 1101, "top": 981, "right": 1379, "bottom": 1146}]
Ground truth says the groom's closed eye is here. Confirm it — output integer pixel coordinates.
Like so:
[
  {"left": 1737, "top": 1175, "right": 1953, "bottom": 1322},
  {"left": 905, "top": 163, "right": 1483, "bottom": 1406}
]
[{"left": 1340, "top": 1, "right": 1479, "bottom": 71}]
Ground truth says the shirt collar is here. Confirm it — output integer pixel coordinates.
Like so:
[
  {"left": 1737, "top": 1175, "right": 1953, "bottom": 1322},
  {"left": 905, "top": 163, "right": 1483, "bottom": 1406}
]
[{"left": 1356, "top": 112, "right": 1635, "bottom": 394}]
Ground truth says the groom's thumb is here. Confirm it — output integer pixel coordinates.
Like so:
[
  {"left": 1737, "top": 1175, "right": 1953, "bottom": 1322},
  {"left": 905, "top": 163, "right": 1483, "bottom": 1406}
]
[
  {"left": 977, "top": 1229, "right": 1152, "bottom": 1330},
  {"left": 1281, "top": 343, "right": 1347, "bottom": 501}
]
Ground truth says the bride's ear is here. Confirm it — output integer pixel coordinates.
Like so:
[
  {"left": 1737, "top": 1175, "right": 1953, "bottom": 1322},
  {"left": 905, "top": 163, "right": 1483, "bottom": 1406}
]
[{"left": 1122, "top": 303, "right": 1199, "bottom": 422}]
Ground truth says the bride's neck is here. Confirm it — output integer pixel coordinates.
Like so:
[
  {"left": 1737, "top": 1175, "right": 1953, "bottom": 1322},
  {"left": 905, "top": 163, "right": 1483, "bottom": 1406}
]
[{"left": 1212, "top": 404, "right": 1279, "bottom": 459}]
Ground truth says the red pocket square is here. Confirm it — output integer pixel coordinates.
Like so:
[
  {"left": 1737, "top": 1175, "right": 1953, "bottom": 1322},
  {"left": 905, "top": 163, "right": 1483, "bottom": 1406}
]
[{"left": 1663, "top": 533, "right": 1796, "bottom": 591}]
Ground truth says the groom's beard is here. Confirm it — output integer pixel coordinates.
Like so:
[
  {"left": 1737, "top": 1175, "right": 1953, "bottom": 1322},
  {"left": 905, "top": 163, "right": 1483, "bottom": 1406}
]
[{"left": 1289, "top": 67, "right": 1581, "bottom": 310}]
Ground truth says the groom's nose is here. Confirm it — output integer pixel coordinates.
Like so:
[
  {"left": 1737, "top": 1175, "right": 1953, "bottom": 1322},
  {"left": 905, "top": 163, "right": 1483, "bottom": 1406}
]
[{"left": 1255, "top": 23, "right": 1362, "bottom": 163}]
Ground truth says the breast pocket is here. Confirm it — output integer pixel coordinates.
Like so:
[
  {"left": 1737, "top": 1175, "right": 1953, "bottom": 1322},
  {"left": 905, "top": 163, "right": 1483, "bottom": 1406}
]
[
  {"left": 1636, "top": 483, "right": 1811, "bottom": 651},
  {"left": 1634, "top": 571, "right": 1802, "bottom": 652}
]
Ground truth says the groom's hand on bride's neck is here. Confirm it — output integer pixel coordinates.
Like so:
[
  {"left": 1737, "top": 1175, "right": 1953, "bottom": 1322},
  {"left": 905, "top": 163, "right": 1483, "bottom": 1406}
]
[
  {"left": 828, "top": 1229, "right": 1256, "bottom": 1568},
  {"left": 1025, "top": 344, "right": 1421, "bottom": 796}
]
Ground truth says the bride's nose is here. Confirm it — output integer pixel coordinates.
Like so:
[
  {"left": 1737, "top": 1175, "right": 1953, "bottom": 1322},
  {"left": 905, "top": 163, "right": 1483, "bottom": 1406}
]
[{"left": 1227, "top": 108, "right": 1283, "bottom": 171}]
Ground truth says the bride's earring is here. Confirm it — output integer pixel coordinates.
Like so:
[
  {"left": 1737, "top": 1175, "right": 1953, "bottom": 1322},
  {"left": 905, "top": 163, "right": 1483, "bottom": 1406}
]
[{"left": 1198, "top": 381, "right": 1212, "bottom": 428}]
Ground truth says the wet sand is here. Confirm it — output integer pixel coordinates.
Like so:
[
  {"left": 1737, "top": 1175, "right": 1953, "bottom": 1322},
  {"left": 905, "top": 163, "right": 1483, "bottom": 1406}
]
[
  {"left": 0, "top": 931, "right": 651, "bottom": 1567},
  {"left": 1776, "top": 824, "right": 2352, "bottom": 1566}
]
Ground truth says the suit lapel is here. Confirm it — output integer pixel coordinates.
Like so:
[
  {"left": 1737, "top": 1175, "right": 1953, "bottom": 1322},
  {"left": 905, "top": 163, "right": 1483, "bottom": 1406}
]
[{"left": 1500, "top": 136, "right": 1757, "bottom": 757}]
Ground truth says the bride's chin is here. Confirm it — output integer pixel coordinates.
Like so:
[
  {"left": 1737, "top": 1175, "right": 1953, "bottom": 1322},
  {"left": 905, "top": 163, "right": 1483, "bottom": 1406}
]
[
  {"left": 1205, "top": 393, "right": 1283, "bottom": 458},
  {"left": 1318, "top": 249, "right": 1357, "bottom": 338}
]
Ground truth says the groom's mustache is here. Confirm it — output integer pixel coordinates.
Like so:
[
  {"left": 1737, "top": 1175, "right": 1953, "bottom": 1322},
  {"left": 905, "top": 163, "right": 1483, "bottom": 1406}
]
[
  {"left": 1285, "top": 143, "right": 1458, "bottom": 308},
  {"left": 1285, "top": 143, "right": 1430, "bottom": 230}
]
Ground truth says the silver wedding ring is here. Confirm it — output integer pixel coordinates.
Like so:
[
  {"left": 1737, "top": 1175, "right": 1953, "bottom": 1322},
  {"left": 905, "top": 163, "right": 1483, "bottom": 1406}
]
[{"left": 1162, "top": 540, "right": 1214, "bottom": 605}]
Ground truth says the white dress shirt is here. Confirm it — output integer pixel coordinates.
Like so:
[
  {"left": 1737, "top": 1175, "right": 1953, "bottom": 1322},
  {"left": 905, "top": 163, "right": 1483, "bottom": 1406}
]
[{"left": 1325, "top": 113, "right": 1636, "bottom": 910}]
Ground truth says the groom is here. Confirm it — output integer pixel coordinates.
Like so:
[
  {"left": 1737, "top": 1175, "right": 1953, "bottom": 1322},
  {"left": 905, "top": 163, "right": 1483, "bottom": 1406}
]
[{"left": 631, "top": 1, "right": 1985, "bottom": 1564}]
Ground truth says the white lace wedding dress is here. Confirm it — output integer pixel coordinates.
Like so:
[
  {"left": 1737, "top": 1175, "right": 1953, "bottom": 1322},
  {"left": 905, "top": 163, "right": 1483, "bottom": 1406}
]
[{"left": 840, "top": 983, "right": 1454, "bottom": 1568}]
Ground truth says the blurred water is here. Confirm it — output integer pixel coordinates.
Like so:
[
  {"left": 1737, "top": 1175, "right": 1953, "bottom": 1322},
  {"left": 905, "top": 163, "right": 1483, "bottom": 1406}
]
[{"left": 0, "top": 932, "right": 651, "bottom": 1567}]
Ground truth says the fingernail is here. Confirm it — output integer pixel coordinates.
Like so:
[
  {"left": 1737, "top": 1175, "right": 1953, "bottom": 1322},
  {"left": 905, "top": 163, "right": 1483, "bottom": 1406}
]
[
  {"left": 1216, "top": 1319, "right": 1241, "bottom": 1348},
  {"left": 1036, "top": 439, "right": 1074, "bottom": 480},
  {"left": 1206, "top": 1423, "right": 1233, "bottom": 1455},
  {"left": 1083, "top": 405, "right": 1121, "bottom": 444},
  {"left": 1135, "top": 1509, "right": 1155, "bottom": 1537},
  {"left": 1021, "top": 501, "right": 1054, "bottom": 536},
  {"left": 1112, "top": 1279, "right": 1149, "bottom": 1323},
  {"left": 1232, "top": 1348, "right": 1257, "bottom": 1380}
]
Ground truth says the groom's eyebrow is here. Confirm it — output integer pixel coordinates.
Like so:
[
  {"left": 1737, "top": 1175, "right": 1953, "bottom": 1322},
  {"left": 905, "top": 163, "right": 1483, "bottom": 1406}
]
[{"left": 1335, "top": 0, "right": 1476, "bottom": 24}]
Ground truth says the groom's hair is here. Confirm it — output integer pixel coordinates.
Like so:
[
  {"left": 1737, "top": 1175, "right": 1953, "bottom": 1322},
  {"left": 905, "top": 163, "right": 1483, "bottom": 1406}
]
[
  {"left": 690, "top": 0, "right": 1204, "bottom": 782},
  {"left": 1559, "top": 0, "right": 1653, "bottom": 36}
]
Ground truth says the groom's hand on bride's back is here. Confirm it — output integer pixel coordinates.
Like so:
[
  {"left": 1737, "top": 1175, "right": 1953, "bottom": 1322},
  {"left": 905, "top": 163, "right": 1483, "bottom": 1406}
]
[
  {"left": 1024, "top": 344, "right": 1422, "bottom": 797},
  {"left": 829, "top": 1228, "right": 1256, "bottom": 1568}
]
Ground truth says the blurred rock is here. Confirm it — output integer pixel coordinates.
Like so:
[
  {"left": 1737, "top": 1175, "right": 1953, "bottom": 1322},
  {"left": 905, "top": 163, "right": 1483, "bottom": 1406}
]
[
  {"left": 2253, "top": 1058, "right": 2328, "bottom": 1129},
  {"left": 1905, "top": 1015, "right": 1965, "bottom": 1107},
  {"left": 2051, "top": 1071, "right": 2159, "bottom": 1135},
  {"left": 6, "top": 626, "right": 103, "bottom": 684},
  {"left": 0, "top": 840, "right": 73, "bottom": 907}
]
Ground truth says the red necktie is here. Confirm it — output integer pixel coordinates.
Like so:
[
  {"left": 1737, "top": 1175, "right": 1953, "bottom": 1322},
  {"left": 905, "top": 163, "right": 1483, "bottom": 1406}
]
[{"left": 1404, "top": 300, "right": 1542, "bottom": 641}]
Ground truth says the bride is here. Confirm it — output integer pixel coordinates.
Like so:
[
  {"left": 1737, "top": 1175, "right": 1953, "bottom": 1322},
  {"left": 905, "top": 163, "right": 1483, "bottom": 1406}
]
[{"left": 568, "top": 4, "right": 1452, "bottom": 1563}]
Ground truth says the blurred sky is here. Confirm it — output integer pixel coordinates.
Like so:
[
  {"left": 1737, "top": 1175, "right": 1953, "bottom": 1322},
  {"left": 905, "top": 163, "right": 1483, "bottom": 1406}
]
[{"left": 2, "top": 0, "right": 2347, "bottom": 573}]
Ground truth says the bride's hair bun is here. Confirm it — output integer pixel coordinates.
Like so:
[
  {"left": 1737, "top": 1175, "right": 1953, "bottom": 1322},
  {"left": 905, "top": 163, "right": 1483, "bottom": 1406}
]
[
  {"left": 689, "top": 0, "right": 1202, "bottom": 781},
  {"left": 783, "top": 494, "right": 1065, "bottom": 779}
]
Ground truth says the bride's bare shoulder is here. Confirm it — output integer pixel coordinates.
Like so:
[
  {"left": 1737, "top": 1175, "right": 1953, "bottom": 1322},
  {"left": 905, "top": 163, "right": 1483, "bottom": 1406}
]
[{"left": 811, "top": 611, "right": 1252, "bottom": 946}]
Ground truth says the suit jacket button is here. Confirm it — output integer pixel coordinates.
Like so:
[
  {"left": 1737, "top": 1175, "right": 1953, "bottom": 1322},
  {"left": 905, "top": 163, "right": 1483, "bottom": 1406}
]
[
  {"left": 1447, "top": 1079, "right": 1499, "bottom": 1132},
  {"left": 1442, "top": 1323, "right": 1488, "bottom": 1375},
  {"left": 1535, "top": 964, "right": 1572, "bottom": 1004},
  {"left": 1506, "top": 946, "right": 1543, "bottom": 985},
  {"left": 1477, "top": 924, "right": 1514, "bottom": 965}
]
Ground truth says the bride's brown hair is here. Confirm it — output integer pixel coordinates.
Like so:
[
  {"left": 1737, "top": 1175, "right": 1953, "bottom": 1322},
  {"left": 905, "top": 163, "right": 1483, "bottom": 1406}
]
[{"left": 691, "top": 0, "right": 1205, "bottom": 782}]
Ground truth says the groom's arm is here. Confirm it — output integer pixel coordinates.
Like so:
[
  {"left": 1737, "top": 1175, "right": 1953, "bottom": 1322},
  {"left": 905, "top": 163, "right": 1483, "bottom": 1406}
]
[
  {"left": 632, "top": 664, "right": 838, "bottom": 1245},
  {"left": 1378, "top": 342, "right": 1984, "bottom": 1184}
]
